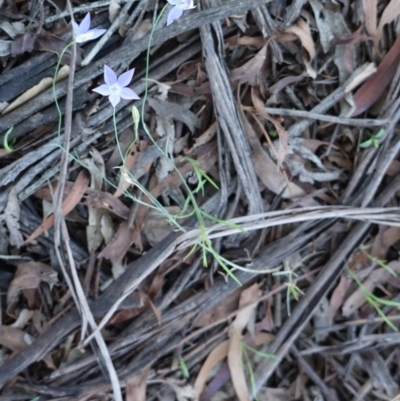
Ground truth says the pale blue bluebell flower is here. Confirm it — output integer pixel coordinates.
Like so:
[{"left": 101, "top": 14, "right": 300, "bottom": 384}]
[
  {"left": 166, "top": 0, "right": 195, "bottom": 26},
  {"left": 72, "top": 13, "right": 106, "bottom": 44},
  {"left": 93, "top": 65, "right": 140, "bottom": 107}
]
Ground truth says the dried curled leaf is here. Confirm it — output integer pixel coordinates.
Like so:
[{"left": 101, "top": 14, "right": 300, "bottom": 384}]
[{"left": 7, "top": 261, "right": 58, "bottom": 313}]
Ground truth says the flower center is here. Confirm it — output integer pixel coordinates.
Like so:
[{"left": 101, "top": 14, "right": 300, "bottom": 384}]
[{"left": 110, "top": 84, "right": 121, "bottom": 95}]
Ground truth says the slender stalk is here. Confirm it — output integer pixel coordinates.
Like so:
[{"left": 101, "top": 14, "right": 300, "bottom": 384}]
[
  {"left": 113, "top": 107, "right": 125, "bottom": 164},
  {"left": 53, "top": 41, "right": 75, "bottom": 139}
]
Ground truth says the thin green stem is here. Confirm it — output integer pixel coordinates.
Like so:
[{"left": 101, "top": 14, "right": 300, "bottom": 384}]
[
  {"left": 113, "top": 107, "right": 125, "bottom": 165},
  {"left": 140, "top": 4, "right": 168, "bottom": 123},
  {"left": 53, "top": 41, "right": 75, "bottom": 140}
]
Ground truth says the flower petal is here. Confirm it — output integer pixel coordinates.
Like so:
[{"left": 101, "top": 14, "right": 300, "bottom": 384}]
[
  {"left": 167, "top": 0, "right": 178, "bottom": 4},
  {"left": 92, "top": 84, "right": 111, "bottom": 96},
  {"left": 72, "top": 20, "right": 81, "bottom": 36},
  {"left": 104, "top": 65, "right": 117, "bottom": 85},
  {"left": 75, "top": 28, "right": 106, "bottom": 43},
  {"left": 80, "top": 13, "right": 91, "bottom": 33},
  {"left": 75, "top": 32, "right": 91, "bottom": 43},
  {"left": 120, "top": 87, "right": 140, "bottom": 100},
  {"left": 88, "top": 28, "right": 107, "bottom": 41},
  {"left": 109, "top": 93, "right": 121, "bottom": 107},
  {"left": 181, "top": 0, "right": 192, "bottom": 9},
  {"left": 167, "top": 6, "right": 183, "bottom": 25},
  {"left": 117, "top": 69, "right": 135, "bottom": 87}
]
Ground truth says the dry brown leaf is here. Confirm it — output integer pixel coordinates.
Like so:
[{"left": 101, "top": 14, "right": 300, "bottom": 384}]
[
  {"left": 191, "top": 121, "right": 217, "bottom": 151},
  {"left": 85, "top": 156, "right": 106, "bottom": 253},
  {"left": 193, "top": 289, "right": 241, "bottom": 328},
  {"left": 2, "top": 66, "right": 69, "bottom": 115},
  {"left": 0, "top": 325, "right": 34, "bottom": 352},
  {"left": 226, "top": 34, "right": 267, "bottom": 49},
  {"left": 126, "top": 366, "right": 150, "bottom": 401},
  {"left": 98, "top": 221, "right": 134, "bottom": 278},
  {"left": 114, "top": 143, "right": 142, "bottom": 198},
  {"left": 251, "top": 88, "right": 288, "bottom": 169},
  {"left": 5, "top": 187, "right": 23, "bottom": 248},
  {"left": 101, "top": 214, "right": 115, "bottom": 245},
  {"left": 7, "top": 261, "right": 58, "bottom": 313},
  {"left": 374, "top": 0, "right": 400, "bottom": 46},
  {"left": 84, "top": 151, "right": 107, "bottom": 251},
  {"left": 130, "top": 19, "right": 152, "bottom": 40},
  {"left": 329, "top": 274, "right": 352, "bottom": 322},
  {"left": 241, "top": 109, "right": 305, "bottom": 199},
  {"left": 228, "top": 284, "right": 262, "bottom": 401},
  {"left": 32, "top": 310, "right": 49, "bottom": 334},
  {"left": 231, "top": 43, "right": 268, "bottom": 87},
  {"left": 0, "top": 324, "right": 55, "bottom": 369},
  {"left": 362, "top": 0, "right": 377, "bottom": 37},
  {"left": 25, "top": 170, "right": 89, "bottom": 244},
  {"left": 267, "top": 72, "right": 307, "bottom": 105},
  {"left": 148, "top": 97, "right": 199, "bottom": 132},
  {"left": 194, "top": 340, "right": 230, "bottom": 401},
  {"left": 107, "top": 275, "right": 162, "bottom": 327},
  {"left": 352, "top": 34, "right": 400, "bottom": 116},
  {"left": 143, "top": 206, "right": 185, "bottom": 247},
  {"left": 129, "top": 137, "right": 167, "bottom": 180},
  {"left": 370, "top": 226, "right": 400, "bottom": 260},
  {"left": 12, "top": 30, "right": 82, "bottom": 64},
  {"left": 106, "top": 128, "right": 136, "bottom": 172},
  {"left": 170, "top": 80, "right": 212, "bottom": 96},
  {"left": 285, "top": 18, "right": 316, "bottom": 78},
  {"left": 36, "top": 181, "right": 130, "bottom": 220},
  {"left": 150, "top": 142, "right": 217, "bottom": 199},
  {"left": 195, "top": 332, "right": 274, "bottom": 401}
]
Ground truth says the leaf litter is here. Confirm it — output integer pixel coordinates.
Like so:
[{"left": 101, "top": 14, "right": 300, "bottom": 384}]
[{"left": 0, "top": 1, "right": 400, "bottom": 400}]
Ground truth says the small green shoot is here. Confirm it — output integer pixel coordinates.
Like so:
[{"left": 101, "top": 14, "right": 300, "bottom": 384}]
[
  {"left": 286, "top": 282, "right": 304, "bottom": 316},
  {"left": 182, "top": 156, "right": 219, "bottom": 195},
  {"left": 3, "top": 126, "right": 15, "bottom": 152},
  {"left": 52, "top": 41, "right": 75, "bottom": 140},
  {"left": 346, "top": 268, "right": 400, "bottom": 331},
  {"left": 359, "top": 128, "right": 385, "bottom": 149},
  {"left": 179, "top": 357, "right": 190, "bottom": 379},
  {"left": 273, "top": 265, "right": 304, "bottom": 316},
  {"left": 360, "top": 245, "right": 397, "bottom": 277}
]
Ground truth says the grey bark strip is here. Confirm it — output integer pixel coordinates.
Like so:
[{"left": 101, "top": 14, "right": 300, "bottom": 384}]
[
  {"left": 199, "top": 0, "right": 263, "bottom": 215},
  {"left": 265, "top": 107, "right": 388, "bottom": 127}
]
